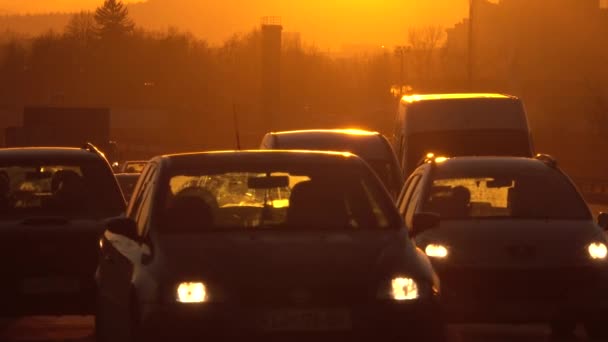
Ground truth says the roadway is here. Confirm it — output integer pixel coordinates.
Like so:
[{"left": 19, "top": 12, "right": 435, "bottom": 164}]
[
  {"left": 0, "top": 316, "right": 597, "bottom": 341},
  {"left": 2, "top": 202, "right": 607, "bottom": 342}
]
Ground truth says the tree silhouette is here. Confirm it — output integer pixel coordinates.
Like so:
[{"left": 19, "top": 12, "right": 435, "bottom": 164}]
[
  {"left": 94, "top": 0, "right": 134, "bottom": 40},
  {"left": 65, "top": 11, "right": 96, "bottom": 47}
]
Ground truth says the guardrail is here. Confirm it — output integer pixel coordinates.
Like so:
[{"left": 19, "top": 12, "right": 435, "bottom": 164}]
[{"left": 574, "top": 179, "right": 608, "bottom": 204}]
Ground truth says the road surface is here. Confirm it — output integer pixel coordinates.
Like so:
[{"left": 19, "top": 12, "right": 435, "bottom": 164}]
[{"left": 0, "top": 316, "right": 595, "bottom": 342}]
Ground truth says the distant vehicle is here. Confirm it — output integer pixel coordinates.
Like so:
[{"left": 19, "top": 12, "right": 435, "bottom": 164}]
[
  {"left": 115, "top": 173, "right": 140, "bottom": 202},
  {"left": 4, "top": 106, "right": 118, "bottom": 164},
  {"left": 96, "top": 150, "right": 445, "bottom": 341},
  {"left": 397, "top": 154, "right": 608, "bottom": 339},
  {"left": 260, "top": 129, "right": 403, "bottom": 198},
  {"left": 0, "top": 144, "right": 126, "bottom": 317},
  {"left": 393, "top": 93, "right": 534, "bottom": 176},
  {"left": 119, "top": 160, "right": 147, "bottom": 174}
]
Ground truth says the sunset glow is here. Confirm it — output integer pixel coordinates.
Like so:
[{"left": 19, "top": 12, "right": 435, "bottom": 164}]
[{"left": 0, "top": 0, "right": 468, "bottom": 49}]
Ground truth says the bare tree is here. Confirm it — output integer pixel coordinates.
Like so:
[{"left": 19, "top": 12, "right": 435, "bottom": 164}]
[
  {"left": 65, "top": 11, "right": 96, "bottom": 46},
  {"left": 408, "top": 26, "right": 445, "bottom": 53},
  {"left": 407, "top": 25, "right": 446, "bottom": 85}
]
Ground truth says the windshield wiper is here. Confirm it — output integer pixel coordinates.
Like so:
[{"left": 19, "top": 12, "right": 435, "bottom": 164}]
[{"left": 20, "top": 217, "right": 71, "bottom": 226}]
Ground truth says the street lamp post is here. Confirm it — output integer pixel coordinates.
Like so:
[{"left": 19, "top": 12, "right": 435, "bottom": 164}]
[{"left": 468, "top": 0, "right": 475, "bottom": 90}]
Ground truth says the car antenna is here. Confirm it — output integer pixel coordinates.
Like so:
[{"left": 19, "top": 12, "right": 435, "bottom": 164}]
[{"left": 233, "top": 103, "right": 242, "bottom": 150}]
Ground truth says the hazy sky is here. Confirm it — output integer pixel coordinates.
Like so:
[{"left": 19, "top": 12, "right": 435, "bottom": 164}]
[
  {"left": 0, "top": 0, "right": 470, "bottom": 49},
  {"left": 0, "top": 0, "right": 144, "bottom": 13}
]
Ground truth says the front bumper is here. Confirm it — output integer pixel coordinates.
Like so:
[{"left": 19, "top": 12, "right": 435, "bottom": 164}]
[
  {"left": 139, "top": 299, "right": 443, "bottom": 339},
  {"left": 436, "top": 265, "right": 608, "bottom": 323},
  {"left": 0, "top": 276, "right": 96, "bottom": 316}
]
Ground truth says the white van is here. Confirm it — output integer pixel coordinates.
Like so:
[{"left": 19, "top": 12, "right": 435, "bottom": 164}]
[{"left": 393, "top": 93, "right": 534, "bottom": 176}]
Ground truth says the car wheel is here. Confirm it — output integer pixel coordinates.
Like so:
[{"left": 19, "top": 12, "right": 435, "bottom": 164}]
[
  {"left": 550, "top": 319, "right": 577, "bottom": 338},
  {"left": 584, "top": 321, "right": 608, "bottom": 340}
]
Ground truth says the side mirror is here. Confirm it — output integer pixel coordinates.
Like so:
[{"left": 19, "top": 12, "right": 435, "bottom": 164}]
[
  {"left": 106, "top": 217, "right": 139, "bottom": 241},
  {"left": 598, "top": 212, "right": 608, "bottom": 231},
  {"left": 411, "top": 212, "right": 440, "bottom": 236}
]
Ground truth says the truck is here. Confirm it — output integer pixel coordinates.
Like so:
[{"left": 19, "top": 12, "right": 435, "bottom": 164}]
[{"left": 3, "top": 106, "right": 118, "bottom": 163}]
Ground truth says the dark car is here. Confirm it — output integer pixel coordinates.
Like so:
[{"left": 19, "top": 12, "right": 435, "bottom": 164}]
[
  {"left": 260, "top": 129, "right": 403, "bottom": 199},
  {"left": 95, "top": 150, "right": 444, "bottom": 341},
  {"left": 115, "top": 173, "right": 140, "bottom": 203},
  {"left": 397, "top": 154, "right": 608, "bottom": 339},
  {"left": 0, "top": 145, "right": 126, "bottom": 316}
]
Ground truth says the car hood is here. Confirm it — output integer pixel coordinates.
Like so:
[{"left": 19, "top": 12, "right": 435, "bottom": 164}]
[
  {"left": 415, "top": 219, "right": 607, "bottom": 268},
  {"left": 154, "top": 230, "right": 426, "bottom": 286}
]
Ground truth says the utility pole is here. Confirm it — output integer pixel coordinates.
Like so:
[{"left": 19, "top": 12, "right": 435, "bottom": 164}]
[
  {"left": 467, "top": 0, "right": 475, "bottom": 91},
  {"left": 394, "top": 46, "right": 411, "bottom": 97}
]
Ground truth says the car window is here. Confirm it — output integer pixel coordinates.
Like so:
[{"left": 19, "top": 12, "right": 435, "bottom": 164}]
[
  {"left": 405, "top": 176, "right": 425, "bottom": 228},
  {"left": 423, "top": 168, "right": 590, "bottom": 220},
  {"left": 398, "top": 174, "right": 421, "bottom": 215},
  {"left": 0, "top": 160, "right": 124, "bottom": 219},
  {"left": 135, "top": 168, "right": 158, "bottom": 236},
  {"left": 128, "top": 163, "right": 156, "bottom": 219},
  {"left": 158, "top": 163, "right": 398, "bottom": 233}
]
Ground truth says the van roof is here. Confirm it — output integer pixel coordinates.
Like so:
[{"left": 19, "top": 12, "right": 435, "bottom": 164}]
[{"left": 400, "top": 93, "right": 515, "bottom": 104}]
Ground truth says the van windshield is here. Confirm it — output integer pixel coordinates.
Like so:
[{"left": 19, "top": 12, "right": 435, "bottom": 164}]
[{"left": 405, "top": 129, "right": 532, "bottom": 174}]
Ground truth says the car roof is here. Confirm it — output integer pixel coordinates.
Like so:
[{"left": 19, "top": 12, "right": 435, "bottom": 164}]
[
  {"left": 270, "top": 129, "right": 381, "bottom": 138},
  {"left": 158, "top": 150, "right": 365, "bottom": 168},
  {"left": 426, "top": 156, "right": 554, "bottom": 174},
  {"left": 0, "top": 147, "right": 103, "bottom": 161},
  {"left": 266, "top": 129, "right": 393, "bottom": 159},
  {"left": 400, "top": 93, "right": 516, "bottom": 104}
]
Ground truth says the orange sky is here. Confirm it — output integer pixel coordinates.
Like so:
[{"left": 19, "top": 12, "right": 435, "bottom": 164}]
[
  {"left": 0, "top": 0, "right": 144, "bottom": 13},
  {"left": 0, "top": 0, "right": 470, "bottom": 49}
]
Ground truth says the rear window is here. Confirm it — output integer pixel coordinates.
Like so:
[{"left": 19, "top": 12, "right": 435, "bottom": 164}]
[
  {"left": 405, "top": 129, "right": 532, "bottom": 174},
  {"left": 0, "top": 160, "right": 125, "bottom": 219},
  {"left": 159, "top": 163, "right": 398, "bottom": 232},
  {"left": 422, "top": 167, "right": 590, "bottom": 220}
]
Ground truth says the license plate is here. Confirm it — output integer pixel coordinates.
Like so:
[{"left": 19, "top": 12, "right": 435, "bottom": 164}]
[
  {"left": 260, "top": 309, "right": 352, "bottom": 332},
  {"left": 21, "top": 277, "right": 80, "bottom": 295}
]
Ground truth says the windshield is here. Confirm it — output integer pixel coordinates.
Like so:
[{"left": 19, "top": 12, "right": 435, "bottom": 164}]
[
  {"left": 0, "top": 161, "right": 125, "bottom": 219},
  {"left": 122, "top": 162, "right": 147, "bottom": 173},
  {"left": 422, "top": 168, "right": 590, "bottom": 220},
  {"left": 406, "top": 130, "right": 532, "bottom": 174},
  {"left": 160, "top": 166, "right": 396, "bottom": 232}
]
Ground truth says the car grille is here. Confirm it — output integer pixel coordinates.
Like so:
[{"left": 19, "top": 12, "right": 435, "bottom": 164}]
[
  {"left": 439, "top": 267, "right": 600, "bottom": 301},
  {"left": 228, "top": 280, "right": 373, "bottom": 307}
]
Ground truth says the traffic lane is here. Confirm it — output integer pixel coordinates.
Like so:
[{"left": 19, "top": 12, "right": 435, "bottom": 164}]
[
  {"left": 0, "top": 316, "right": 92, "bottom": 342},
  {"left": 0, "top": 317, "right": 592, "bottom": 342}
]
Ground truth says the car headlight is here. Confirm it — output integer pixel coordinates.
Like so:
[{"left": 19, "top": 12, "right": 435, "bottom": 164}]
[
  {"left": 391, "top": 277, "right": 419, "bottom": 301},
  {"left": 176, "top": 282, "right": 207, "bottom": 303},
  {"left": 588, "top": 242, "right": 608, "bottom": 260},
  {"left": 425, "top": 244, "right": 449, "bottom": 258}
]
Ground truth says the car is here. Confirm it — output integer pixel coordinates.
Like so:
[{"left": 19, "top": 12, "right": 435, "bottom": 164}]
[
  {"left": 95, "top": 150, "right": 444, "bottom": 341},
  {"left": 120, "top": 160, "right": 147, "bottom": 174},
  {"left": 115, "top": 173, "right": 141, "bottom": 203},
  {"left": 393, "top": 93, "right": 535, "bottom": 176},
  {"left": 0, "top": 144, "right": 126, "bottom": 317},
  {"left": 260, "top": 129, "right": 403, "bottom": 199},
  {"left": 397, "top": 154, "right": 608, "bottom": 338}
]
